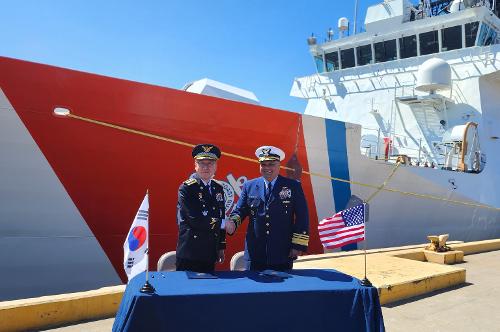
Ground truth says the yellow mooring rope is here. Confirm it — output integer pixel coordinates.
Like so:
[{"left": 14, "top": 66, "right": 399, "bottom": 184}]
[{"left": 66, "top": 113, "right": 500, "bottom": 212}]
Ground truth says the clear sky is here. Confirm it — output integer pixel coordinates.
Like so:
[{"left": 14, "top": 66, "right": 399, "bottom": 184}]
[{"left": 0, "top": 0, "right": 402, "bottom": 113}]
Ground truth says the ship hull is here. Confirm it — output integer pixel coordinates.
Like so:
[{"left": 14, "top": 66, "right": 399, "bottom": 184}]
[{"left": 1, "top": 56, "right": 498, "bottom": 301}]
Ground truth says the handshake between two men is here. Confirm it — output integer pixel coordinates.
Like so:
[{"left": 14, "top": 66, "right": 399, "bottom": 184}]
[{"left": 176, "top": 144, "right": 309, "bottom": 274}]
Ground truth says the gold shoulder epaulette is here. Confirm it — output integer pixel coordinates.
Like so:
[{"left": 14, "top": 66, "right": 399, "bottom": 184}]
[{"left": 184, "top": 178, "right": 197, "bottom": 186}]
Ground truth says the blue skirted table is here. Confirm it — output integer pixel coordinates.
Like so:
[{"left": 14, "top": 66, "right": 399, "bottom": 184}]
[{"left": 113, "top": 269, "right": 385, "bottom": 332}]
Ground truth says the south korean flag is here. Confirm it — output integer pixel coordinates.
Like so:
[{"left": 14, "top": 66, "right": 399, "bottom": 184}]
[{"left": 123, "top": 192, "right": 149, "bottom": 282}]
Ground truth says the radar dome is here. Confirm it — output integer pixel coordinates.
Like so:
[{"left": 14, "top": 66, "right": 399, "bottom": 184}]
[{"left": 415, "top": 58, "right": 451, "bottom": 92}]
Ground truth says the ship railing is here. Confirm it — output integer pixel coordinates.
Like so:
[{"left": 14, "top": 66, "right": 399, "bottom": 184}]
[
  {"left": 360, "top": 127, "right": 440, "bottom": 168},
  {"left": 360, "top": 126, "right": 484, "bottom": 172}
]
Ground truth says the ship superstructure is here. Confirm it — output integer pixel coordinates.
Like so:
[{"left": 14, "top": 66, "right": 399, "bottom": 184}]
[
  {"left": 293, "top": 0, "right": 499, "bottom": 171},
  {"left": 291, "top": 0, "right": 500, "bottom": 247}
]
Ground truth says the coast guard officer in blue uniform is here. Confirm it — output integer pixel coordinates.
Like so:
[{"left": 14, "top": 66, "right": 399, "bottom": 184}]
[
  {"left": 176, "top": 144, "right": 227, "bottom": 273},
  {"left": 226, "top": 146, "right": 309, "bottom": 271}
]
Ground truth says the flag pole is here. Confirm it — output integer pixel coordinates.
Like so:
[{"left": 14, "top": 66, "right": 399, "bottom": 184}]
[
  {"left": 359, "top": 203, "right": 372, "bottom": 287},
  {"left": 359, "top": 162, "right": 400, "bottom": 287},
  {"left": 140, "top": 189, "right": 155, "bottom": 294}
]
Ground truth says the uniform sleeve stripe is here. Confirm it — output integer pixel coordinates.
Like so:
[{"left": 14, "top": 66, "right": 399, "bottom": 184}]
[
  {"left": 293, "top": 233, "right": 309, "bottom": 239},
  {"left": 292, "top": 238, "right": 309, "bottom": 246},
  {"left": 293, "top": 234, "right": 309, "bottom": 238}
]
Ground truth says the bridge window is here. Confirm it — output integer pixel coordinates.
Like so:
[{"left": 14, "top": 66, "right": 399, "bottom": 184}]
[
  {"left": 314, "top": 55, "right": 325, "bottom": 72},
  {"left": 477, "top": 23, "right": 497, "bottom": 46},
  {"left": 340, "top": 48, "right": 355, "bottom": 69},
  {"left": 399, "top": 35, "right": 417, "bottom": 59},
  {"left": 465, "top": 22, "right": 479, "bottom": 47},
  {"left": 356, "top": 44, "right": 372, "bottom": 66},
  {"left": 325, "top": 51, "right": 339, "bottom": 72},
  {"left": 441, "top": 25, "right": 462, "bottom": 51},
  {"left": 419, "top": 30, "right": 439, "bottom": 55},
  {"left": 374, "top": 39, "right": 397, "bottom": 63}
]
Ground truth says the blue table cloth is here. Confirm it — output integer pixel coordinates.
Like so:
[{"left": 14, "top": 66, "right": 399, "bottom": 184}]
[{"left": 113, "top": 270, "right": 385, "bottom": 332}]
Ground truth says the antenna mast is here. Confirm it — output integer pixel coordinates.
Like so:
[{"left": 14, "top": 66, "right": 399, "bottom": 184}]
[{"left": 353, "top": 0, "right": 359, "bottom": 35}]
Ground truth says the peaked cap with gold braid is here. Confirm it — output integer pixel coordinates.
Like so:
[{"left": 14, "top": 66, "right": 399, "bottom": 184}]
[
  {"left": 255, "top": 145, "right": 285, "bottom": 162},
  {"left": 192, "top": 144, "right": 221, "bottom": 160}
]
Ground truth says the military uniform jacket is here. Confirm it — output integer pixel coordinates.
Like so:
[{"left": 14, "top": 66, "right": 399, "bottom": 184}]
[
  {"left": 176, "top": 174, "right": 226, "bottom": 264},
  {"left": 231, "top": 175, "right": 309, "bottom": 266}
]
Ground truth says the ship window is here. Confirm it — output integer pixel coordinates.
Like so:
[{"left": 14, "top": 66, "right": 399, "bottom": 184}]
[
  {"left": 356, "top": 44, "right": 372, "bottom": 66},
  {"left": 340, "top": 48, "right": 355, "bottom": 69},
  {"left": 441, "top": 25, "right": 462, "bottom": 51},
  {"left": 465, "top": 22, "right": 479, "bottom": 47},
  {"left": 374, "top": 40, "right": 397, "bottom": 63},
  {"left": 477, "top": 23, "right": 497, "bottom": 46},
  {"left": 491, "top": 29, "right": 498, "bottom": 45},
  {"left": 399, "top": 35, "right": 417, "bottom": 59},
  {"left": 325, "top": 51, "right": 339, "bottom": 72},
  {"left": 314, "top": 55, "right": 325, "bottom": 72},
  {"left": 419, "top": 31, "right": 439, "bottom": 55}
]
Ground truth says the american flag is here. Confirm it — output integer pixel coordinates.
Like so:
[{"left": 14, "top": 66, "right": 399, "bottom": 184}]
[{"left": 318, "top": 203, "right": 365, "bottom": 249}]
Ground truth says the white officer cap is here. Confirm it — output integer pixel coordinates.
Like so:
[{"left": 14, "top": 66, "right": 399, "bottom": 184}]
[{"left": 255, "top": 146, "right": 285, "bottom": 162}]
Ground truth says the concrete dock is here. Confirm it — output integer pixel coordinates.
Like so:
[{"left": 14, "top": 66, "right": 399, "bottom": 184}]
[
  {"left": 41, "top": 249, "right": 500, "bottom": 332},
  {"left": 382, "top": 250, "right": 500, "bottom": 331},
  {"left": 1, "top": 240, "right": 499, "bottom": 331}
]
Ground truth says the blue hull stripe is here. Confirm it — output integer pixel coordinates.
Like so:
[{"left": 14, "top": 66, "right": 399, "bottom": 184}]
[
  {"left": 325, "top": 120, "right": 351, "bottom": 210},
  {"left": 325, "top": 120, "right": 356, "bottom": 250}
]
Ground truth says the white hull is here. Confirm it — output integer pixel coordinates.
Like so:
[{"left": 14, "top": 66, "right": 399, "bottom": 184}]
[{"left": 0, "top": 90, "right": 120, "bottom": 301}]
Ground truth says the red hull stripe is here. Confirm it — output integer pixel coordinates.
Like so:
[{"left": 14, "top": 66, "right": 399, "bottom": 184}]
[{"left": 0, "top": 56, "right": 322, "bottom": 281}]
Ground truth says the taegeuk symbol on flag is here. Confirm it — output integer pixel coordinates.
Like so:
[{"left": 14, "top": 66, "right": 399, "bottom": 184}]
[{"left": 123, "top": 192, "right": 149, "bottom": 281}]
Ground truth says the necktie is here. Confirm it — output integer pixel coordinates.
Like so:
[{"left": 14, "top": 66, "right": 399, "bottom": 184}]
[
  {"left": 205, "top": 183, "right": 213, "bottom": 198},
  {"left": 265, "top": 183, "right": 273, "bottom": 203}
]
